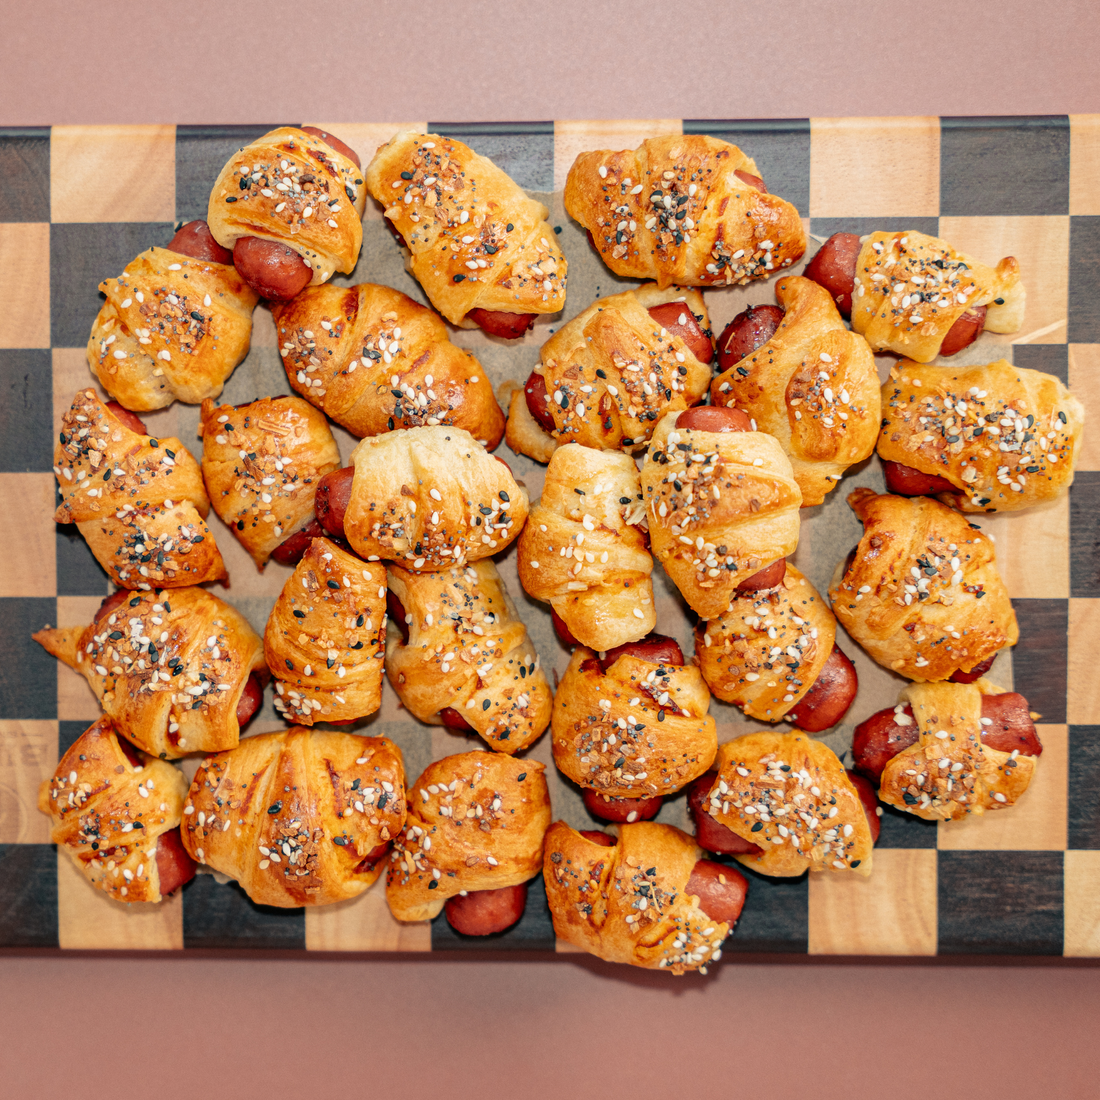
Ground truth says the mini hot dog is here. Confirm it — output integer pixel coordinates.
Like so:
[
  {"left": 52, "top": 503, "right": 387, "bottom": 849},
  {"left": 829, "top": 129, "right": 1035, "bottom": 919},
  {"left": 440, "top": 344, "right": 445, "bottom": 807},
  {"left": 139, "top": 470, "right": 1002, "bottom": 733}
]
[
  {"left": 444, "top": 883, "right": 529, "bottom": 936},
  {"left": 166, "top": 219, "right": 233, "bottom": 265}
]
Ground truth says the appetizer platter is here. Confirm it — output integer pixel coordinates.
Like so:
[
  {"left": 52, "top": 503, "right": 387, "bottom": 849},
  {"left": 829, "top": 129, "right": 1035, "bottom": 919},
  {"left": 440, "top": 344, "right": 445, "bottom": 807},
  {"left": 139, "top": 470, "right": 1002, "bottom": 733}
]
[{"left": 0, "top": 117, "right": 1097, "bottom": 964}]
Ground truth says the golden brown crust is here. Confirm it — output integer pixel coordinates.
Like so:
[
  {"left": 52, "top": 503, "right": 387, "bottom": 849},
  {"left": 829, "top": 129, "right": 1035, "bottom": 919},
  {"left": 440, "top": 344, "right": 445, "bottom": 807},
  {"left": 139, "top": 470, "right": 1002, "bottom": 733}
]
[
  {"left": 640, "top": 412, "right": 801, "bottom": 620},
  {"left": 517, "top": 444, "right": 654, "bottom": 650},
  {"left": 710, "top": 276, "right": 881, "bottom": 505},
  {"left": 552, "top": 646, "right": 716, "bottom": 800},
  {"left": 543, "top": 821, "right": 729, "bottom": 973},
  {"left": 514, "top": 285, "right": 712, "bottom": 457},
  {"left": 39, "top": 717, "right": 188, "bottom": 903},
  {"left": 563, "top": 134, "right": 805, "bottom": 288},
  {"left": 708, "top": 732, "right": 874, "bottom": 877},
  {"left": 385, "top": 560, "right": 552, "bottom": 754},
  {"left": 386, "top": 753, "right": 550, "bottom": 922},
  {"left": 880, "top": 681, "right": 1038, "bottom": 820},
  {"left": 270, "top": 283, "right": 505, "bottom": 448},
  {"left": 851, "top": 231, "right": 1024, "bottom": 361},
  {"left": 54, "top": 388, "right": 226, "bottom": 588},
  {"left": 264, "top": 539, "right": 387, "bottom": 725},
  {"left": 88, "top": 247, "right": 258, "bottom": 412},
  {"left": 343, "top": 426, "right": 528, "bottom": 569},
  {"left": 829, "top": 489, "right": 1018, "bottom": 681},
  {"left": 877, "top": 359, "right": 1084, "bottom": 513},
  {"left": 33, "top": 587, "right": 264, "bottom": 759},
  {"left": 366, "top": 131, "right": 566, "bottom": 326},
  {"left": 504, "top": 385, "right": 557, "bottom": 464},
  {"left": 207, "top": 127, "right": 366, "bottom": 285},
  {"left": 183, "top": 728, "right": 405, "bottom": 907},
  {"left": 200, "top": 395, "right": 341, "bottom": 567},
  {"left": 696, "top": 563, "right": 836, "bottom": 721}
]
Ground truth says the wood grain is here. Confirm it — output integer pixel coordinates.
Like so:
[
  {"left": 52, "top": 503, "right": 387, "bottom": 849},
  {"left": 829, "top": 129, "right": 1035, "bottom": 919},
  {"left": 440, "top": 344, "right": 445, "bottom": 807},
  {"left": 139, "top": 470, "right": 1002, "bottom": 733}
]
[
  {"left": 0, "top": 223, "right": 50, "bottom": 348},
  {"left": 304, "top": 881, "right": 431, "bottom": 951},
  {"left": 0, "top": 720, "right": 56, "bottom": 844},
  {"left": 1064, "top": 849, "right": 1100, "bottom": 956}
]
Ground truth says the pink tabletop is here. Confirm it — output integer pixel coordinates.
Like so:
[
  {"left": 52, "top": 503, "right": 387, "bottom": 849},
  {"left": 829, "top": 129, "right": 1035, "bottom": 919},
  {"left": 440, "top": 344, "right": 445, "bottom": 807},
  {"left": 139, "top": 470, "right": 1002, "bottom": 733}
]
[{"left": 3, "top": 3, "right": 1100, "bottom": 1097}]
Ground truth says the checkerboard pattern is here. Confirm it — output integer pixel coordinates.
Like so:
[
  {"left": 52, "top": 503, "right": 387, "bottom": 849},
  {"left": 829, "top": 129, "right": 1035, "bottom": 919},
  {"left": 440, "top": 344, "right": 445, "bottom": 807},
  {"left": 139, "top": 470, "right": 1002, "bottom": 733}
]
[{"left": 1, "top": 118, "right": 1098, "bottom": 958}]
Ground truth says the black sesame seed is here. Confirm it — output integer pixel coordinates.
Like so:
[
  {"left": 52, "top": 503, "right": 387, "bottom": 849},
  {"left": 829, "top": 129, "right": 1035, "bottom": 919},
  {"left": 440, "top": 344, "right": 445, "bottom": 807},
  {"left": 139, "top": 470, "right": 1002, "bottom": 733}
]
[
  {"left": 293, "top": 609, "right": 306, "bottom": 618},
  {"left": 327, "top": 579, "right": 339, "bottom": 589},
  {"left": 482, "top": 699, "right": 491, "bottom": 710},
  {"left": 453, "top": 274, "right": 465, "bottom": 283},
  {"left": 267, "top": 801, "right": 283, "bottom": 814}
]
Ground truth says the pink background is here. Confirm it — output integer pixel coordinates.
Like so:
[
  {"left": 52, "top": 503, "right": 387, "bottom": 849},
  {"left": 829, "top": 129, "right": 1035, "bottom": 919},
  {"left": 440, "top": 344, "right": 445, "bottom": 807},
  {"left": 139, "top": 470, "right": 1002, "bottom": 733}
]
[{"left": 3, "top": 2, "right": 1100, "bottom": 1097}]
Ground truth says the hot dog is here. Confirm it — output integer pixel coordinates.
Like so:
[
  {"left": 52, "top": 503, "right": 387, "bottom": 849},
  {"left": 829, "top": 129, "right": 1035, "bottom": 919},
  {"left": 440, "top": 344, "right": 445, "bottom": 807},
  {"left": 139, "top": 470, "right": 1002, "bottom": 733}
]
[
  {"left": 236, "top": 670, "right": 264, "bottom": 728},
  {"left": 846, "top": 769, "right": 881, "bottom": 844},
  {"left": 551, "top": 607, "right": 580, "bottom": 648},
  {"left": 687, "top": 772, "right": 764, "bottom": 856},
  {"left": 938, "top": 307, "right": 987, "bottom": 357},
  {"left": 155, "top": 827, "right": 197, "bottom": 894},
  {"left": 467, "top": 308, "right": 537, "bottom": 340},
  {"left": 581, "top": 787, "right": 663, "bottom": 823},
  {"left": 93, "top": 588, "right": 131, "bottom": 624},
  {"left": 444, "top": 882, "right": 528, "bottom": 935},
  {"left": 579, "top": 829, "right": 616, "bottom": 846},
  {"left": 948, "top": 654, "right": 996, "bottom": 684},
  {"left": 105, "top": 401, "right": 148, "bottom": 435},
  {"left": 852, "top": 691, "right": 1042, "bottom": 784},
  {"left": 882, "top": 460, "right": 956, "bottom": 497},
  {"left": 598, "top": 633, "right": 684, "bottom": 674},
  {"left": 785, "top": 643, "right": 859, "bottom": 732},
  {"left": 269, "top": 518, "right": 335, "bottom": 567},
  {"left": 675, "top": 405, "right": 752, "bottom": 434},
  {"left": 735, "top": 557, "right": 786, "bottom": 594},
  {"left": 734, "top": 169, "right": 768, "bottom": 193},
  {"left": 646, "top": 302, "right": 715, "bottom": 365},
  {"left": 299, "top": 126, "right": 362, "bottom": 169},
  {"left": 231, "top": 236, "right": 313, "bottom": 302},
  {"left": 315, "top": 466, "right": 354, "bottom": 537},
  {"left": 717, "top": 304, "right": 785, "bottom": 370},
  {"left": 685, "top": 859, "right": 749, "bottom": 926},
  {"left": 167, "top": 219, "right": 234, "bottom": 265},
  {"left": 353, "top": 840, "right": 391, "bottom": 874}
]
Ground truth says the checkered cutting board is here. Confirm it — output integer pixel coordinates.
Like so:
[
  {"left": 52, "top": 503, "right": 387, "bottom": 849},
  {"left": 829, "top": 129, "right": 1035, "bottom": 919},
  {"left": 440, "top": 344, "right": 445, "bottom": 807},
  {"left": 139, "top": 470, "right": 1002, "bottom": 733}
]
[{"left": 1, "top": 118, "right": 1098, "bottom": 958}]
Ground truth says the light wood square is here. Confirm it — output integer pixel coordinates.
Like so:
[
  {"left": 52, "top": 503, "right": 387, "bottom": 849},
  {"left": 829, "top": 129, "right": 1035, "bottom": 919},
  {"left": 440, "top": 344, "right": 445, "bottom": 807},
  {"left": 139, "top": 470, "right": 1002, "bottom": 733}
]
[
  {"left": 57, "top": 849, "right": 183, "bottom": 949},
  {"left": 1067, "top": 344, "right": 1100, "bottom": 470},
  {"left": 0, "top": 474, "right": 56, "bottom": 597},
  {"left": 1064, "top": 849, "right": 1100, "bottom": 956},
  {"left": 51, "top": 125, "right": 175, "bottom": 224},
  {"left": 304, "top": 880, "right": 430, "bottom": 951},
  {"left": 1069, "top": 115, "right": 1100, "bottom": 216},
  {"left": 0, "top": 720, "right": 57, "bottom": 844},
  {"left": 0, "top": 223, "right": 50, "bottom": 349},
  {"left": 939, "top": 215, "right": 1069, "bottom": 347},
  {"left": 809, "top": 117, "right": 940, "bottom": 218},
  {"left": 1068, "top": 599, "right": 1100, "bottom": 724},
  {"left": 978, "top": 492, "right": 1068, "bottom": 600},
  {"left": 52, "top": 348, "right": 102, "bottom": 438},
  {"left": 55, "top": 596, "right": 104, "bottom": 722},
  {"left": 937, "top": 725, "right": 1067, "bottom": 851},
  {"left": 807, "top": 848, "right": 937, "bottom": 955},
  {"left": 553, "top": 119, "right": 682, "bottom": 193}
]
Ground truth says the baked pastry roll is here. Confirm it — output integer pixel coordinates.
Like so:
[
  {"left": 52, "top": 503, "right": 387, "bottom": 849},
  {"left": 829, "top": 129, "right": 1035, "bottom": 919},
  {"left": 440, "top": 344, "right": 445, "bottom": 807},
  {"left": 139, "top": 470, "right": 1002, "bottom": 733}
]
[
  {"left": 88, "top": 246, "right": 258, "bottom": 412},
  {"left": 830, "top": 488, "right": 1018, "bottom": 681},
  {"left": 366, "top": 131, "right": 567, "bottom": 330},
  {"left": 552, "top": 644, "right": 717, "bottom": 802},
  {"left": 544, "top": 821, "right": 743, "bottom": 973},
  {"left": 704, "top": 732, "right": 875, "bottom": 876},
  {"left": 517, "top": 444, "right": 654, "bottom": 650},
  {"left": 564, "top": 133, "right": 806, "bottom": 288},
  {"left": 640, "top": 411, "right": 801, "bottom": 620},
  {"left": 711, "top": 275, "right": 881, "bottom": 506},
  {"left": 877, "top": 358, "right": 1084, "bottom": 513},
  {"left": 200, "top": 395, "right": 341, "bottom": 568},
  {"left": 342, "top": 426, "right": 528, "bottom": 568},
  {"left": 271, "top": 283, "right": 505, "bottom": 447},
  {"left": 183, "top": 728, "right": 406, "bottom": 907},
  {"left": 505, "top": 285, "right": 713, "bottom": 460},
  {"left": 207, "top": 126, "right": 366, "bottom": 287},
  {"left": 53, "top": 389, "right": 226, "bottom": 589},
  {"left": 39, "top": 717, "right": 193, "bottom": 903},
  {"left": 386, "top": 753, "right": 550, "bottom": 923},
  {"left": 854, "top": 680, "right": 1041, "bottom": 820},
  {"left": 34, "top": 586, "right": 266, "bottom": 759},
  {"left": 265, "top": 538, "right": 387, "bottom": 725},
  {"left": 386, "top": 559, "right": 552, "bottom": 754}
]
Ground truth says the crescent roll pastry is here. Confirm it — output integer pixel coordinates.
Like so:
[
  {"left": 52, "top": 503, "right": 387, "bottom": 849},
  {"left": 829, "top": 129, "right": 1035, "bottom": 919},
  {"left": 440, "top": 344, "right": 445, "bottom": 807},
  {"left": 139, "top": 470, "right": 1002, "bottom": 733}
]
[
  {"left": 200, "top": 395, "right": 341, "bottom": 568},
  {"left": 878, "top": 359, "right": 1084, "bottom": 513},
  {"left": 207, "top": 126, "right": 366, "bottom": 285},
  {"left": 34, "top": 586, "right": 265, "bottom": 759},
  {"left": 640, "top": 412, "right": 801, "bottom": 620},
  {"left": 88, "top": 246, "right": 258, "bottom": 412},
  {"left": 386, "top": 753, "right": 550, "bottom": 922},
  {"left": 879, "top": 681, "right": 1038, "bottom": 820},
  {"left": 711, "top": 276, "right": 881, "bottom": 506},
  {"left": 706, "top": 732, "right": 874, "bottom": 876},
  {"left": 552, "top": 645, "right": 717, "bottom": 801},
  {"left": 386, "top": 560, "right": 552, "bottom": 754},
  {"left": 830, "top": 488, "right": 1018, "bottom": 681},
  {"left": 851, "top": 231, "right": 1023, "bottom": 361},
  {"left": 544, "top": 821, "right": 730, "bottom": 973},
  {"left": 564, "top": 133, "right": 806, "bottom": 288},
  {"left": 183, "top": 728, "right": 406, "bottom": 907},
  {"left": 271, "top": 283, "right": 504, "bottom": 447},
  {"left": 366, "top": 131, "right": 567, "bottom": 326},
  {"left": 39, "top": 717, "right": 189, "bottom": 903},
  {"left": 54, "top": 389, "right": 226, "bottom": 588},
  {"left": 343, "top": 426, "right": 528, "bottom": 568},
  {"left": 264, "top": 538, "right": 387, "bottom": 725},
  {"left": 517, "top": 444, "right": 654, "bottom": 650},
  {"left": 696, "top": 563, "right": 836, "bottom": 722}
]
